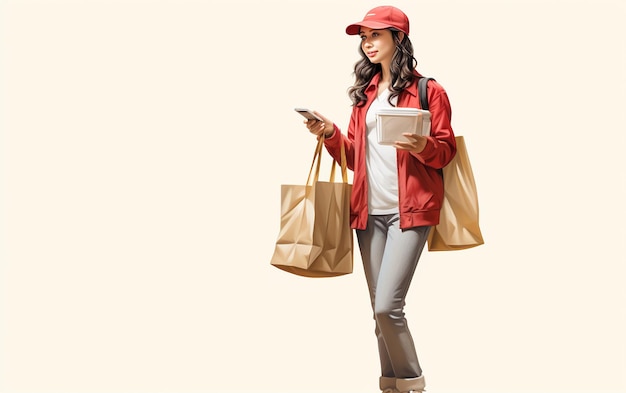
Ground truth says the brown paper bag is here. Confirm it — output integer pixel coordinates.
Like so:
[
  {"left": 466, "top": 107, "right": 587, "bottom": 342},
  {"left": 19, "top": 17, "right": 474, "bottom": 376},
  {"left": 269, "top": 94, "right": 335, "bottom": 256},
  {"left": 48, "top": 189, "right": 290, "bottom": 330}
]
[
  {"left": 428, "top": 135, "right": 485, "bottom": 251},
  {"left": 270, "top": 137, "right": 353, "bottom": 277}
]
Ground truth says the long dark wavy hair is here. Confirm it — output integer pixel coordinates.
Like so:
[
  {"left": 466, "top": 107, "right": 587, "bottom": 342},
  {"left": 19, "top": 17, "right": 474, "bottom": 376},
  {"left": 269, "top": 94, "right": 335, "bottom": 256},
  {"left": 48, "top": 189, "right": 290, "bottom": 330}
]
[{"left": 347, "top": 29, "right": 418, "bottom": 107}]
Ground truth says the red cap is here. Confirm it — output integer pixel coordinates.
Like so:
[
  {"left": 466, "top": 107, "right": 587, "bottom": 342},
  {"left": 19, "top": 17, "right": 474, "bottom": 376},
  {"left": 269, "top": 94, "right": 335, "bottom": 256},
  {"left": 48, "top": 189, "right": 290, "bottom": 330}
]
[{"left": 345, "top": 6, "right": 410, "bottom": 36}]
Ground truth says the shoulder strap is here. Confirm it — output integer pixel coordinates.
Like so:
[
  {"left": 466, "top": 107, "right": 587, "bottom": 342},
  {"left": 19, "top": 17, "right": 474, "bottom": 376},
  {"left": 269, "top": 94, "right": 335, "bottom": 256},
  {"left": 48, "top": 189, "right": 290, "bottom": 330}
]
[
  {"left": 418, "top": 76, "right": 445, "bottom": 177},
  {"left": 418, "top": 77, "right": 435, "bottom": 110}
]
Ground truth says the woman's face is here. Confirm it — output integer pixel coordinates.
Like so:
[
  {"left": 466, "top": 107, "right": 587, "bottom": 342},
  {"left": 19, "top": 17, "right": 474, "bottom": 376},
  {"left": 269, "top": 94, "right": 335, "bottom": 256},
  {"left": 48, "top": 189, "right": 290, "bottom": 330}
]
[{"left": 359, "top": 28, "right": 395, "bottom": 66}]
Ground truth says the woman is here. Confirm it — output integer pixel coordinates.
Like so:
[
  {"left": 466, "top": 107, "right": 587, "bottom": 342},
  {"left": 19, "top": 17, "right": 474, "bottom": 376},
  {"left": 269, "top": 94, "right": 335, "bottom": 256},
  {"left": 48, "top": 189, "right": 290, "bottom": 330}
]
[{"left": 304, "top": 6, "right": 456, "bottom": 393}]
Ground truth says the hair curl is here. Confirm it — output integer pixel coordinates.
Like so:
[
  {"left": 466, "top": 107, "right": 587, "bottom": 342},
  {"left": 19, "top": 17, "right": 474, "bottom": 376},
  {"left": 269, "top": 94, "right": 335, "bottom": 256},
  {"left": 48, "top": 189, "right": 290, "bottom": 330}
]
[{"left": 347, "top": 29, "right": 418, "bottom": 107}]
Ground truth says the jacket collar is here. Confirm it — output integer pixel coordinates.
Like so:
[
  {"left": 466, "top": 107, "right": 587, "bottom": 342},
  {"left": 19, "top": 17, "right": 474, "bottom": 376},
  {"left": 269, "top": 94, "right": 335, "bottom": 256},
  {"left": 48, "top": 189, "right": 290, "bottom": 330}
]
[
  {"left": 364, "top": 71, "right": 422, "bottom": 98},
  {"left": 365, "top": 73, "right": 382, "bottom": 96}
]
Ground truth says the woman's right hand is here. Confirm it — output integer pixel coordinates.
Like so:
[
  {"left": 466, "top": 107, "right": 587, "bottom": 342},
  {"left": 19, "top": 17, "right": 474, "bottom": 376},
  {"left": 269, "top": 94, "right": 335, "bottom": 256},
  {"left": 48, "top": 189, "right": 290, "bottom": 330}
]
[{"left": 304, "top": 111, "right": 334, "bottom": 138}]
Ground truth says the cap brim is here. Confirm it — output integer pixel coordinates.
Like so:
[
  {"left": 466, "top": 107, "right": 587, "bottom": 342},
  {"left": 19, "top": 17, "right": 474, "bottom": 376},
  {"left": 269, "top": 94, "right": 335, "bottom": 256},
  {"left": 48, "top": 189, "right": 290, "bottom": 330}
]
[{"left": 345, "top": 20, "right": 395, "bottom": 35}]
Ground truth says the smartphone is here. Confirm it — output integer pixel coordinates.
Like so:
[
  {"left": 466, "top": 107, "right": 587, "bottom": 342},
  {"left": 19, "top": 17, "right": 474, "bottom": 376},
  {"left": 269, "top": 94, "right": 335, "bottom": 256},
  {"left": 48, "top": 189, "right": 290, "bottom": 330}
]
[{"left": 294, "top": 108, "right": 322, "bottom": 121}]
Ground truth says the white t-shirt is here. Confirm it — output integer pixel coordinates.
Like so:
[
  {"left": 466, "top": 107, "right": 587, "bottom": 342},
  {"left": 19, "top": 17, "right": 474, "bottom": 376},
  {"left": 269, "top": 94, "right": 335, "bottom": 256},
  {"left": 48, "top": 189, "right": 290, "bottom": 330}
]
[{"left": 365, "top": 89, "right": 399, "bottom": 215}]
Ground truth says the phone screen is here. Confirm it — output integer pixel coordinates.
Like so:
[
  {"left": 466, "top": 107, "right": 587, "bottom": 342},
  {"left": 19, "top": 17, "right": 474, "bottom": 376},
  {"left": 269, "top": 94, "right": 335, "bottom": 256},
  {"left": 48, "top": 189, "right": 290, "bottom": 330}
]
[{"left": 295, "top": 108, "right": 322, "bottom": 121}]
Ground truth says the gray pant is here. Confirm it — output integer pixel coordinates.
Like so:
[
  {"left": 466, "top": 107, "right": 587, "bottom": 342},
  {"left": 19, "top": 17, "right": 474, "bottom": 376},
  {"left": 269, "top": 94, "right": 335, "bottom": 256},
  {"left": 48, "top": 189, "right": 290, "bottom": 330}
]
[{"left": 356, "top": 214, "right": 430, "bottom": 380}]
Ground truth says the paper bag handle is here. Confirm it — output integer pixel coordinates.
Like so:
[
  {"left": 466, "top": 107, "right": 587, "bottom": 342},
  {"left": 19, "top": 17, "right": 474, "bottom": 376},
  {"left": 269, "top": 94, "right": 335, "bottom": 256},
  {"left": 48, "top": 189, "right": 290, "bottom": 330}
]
[
  {"left": 329, "top": 137, "right": 348, "bottom": 183},
  {"left": 306, "top": 135, "right": 348, "bottom": 186}
]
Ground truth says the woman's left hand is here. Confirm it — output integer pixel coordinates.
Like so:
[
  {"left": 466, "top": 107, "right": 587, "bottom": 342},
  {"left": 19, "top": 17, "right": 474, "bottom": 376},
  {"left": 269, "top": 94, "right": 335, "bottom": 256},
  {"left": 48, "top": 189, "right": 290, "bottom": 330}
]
[{"left": 394, "top": 133, "right": 427, "bottom": 153}]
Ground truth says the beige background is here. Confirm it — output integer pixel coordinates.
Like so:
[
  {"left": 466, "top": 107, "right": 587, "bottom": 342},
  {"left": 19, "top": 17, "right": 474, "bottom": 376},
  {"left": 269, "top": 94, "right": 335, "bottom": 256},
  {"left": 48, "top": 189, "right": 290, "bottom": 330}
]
[{"left": 2, "top": 0, "right": 625, "bottom": 392}]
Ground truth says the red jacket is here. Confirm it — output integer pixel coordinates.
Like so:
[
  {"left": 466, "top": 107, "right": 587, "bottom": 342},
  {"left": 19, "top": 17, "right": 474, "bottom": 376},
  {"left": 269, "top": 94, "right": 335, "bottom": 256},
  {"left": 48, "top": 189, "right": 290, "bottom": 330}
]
[{"left": 324, "top": 72, "right": 456, "bottom": 230}]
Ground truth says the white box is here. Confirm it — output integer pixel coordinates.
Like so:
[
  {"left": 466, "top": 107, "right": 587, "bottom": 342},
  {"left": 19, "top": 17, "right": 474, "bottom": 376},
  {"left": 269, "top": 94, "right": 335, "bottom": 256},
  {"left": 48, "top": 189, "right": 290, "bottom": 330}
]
[{"left": 376, "top": 107, "right": 431, "bottom": 145}]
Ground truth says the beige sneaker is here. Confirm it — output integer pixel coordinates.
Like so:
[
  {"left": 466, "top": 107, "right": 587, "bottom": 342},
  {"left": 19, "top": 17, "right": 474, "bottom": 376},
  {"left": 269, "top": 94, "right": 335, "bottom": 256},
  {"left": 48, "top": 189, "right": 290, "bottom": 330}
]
[
  {"left": 380, "top": 376, "right": 399, "bottom": 393},
  {"left": 396, "top": 375, "right": 426, "bottom": 393}
]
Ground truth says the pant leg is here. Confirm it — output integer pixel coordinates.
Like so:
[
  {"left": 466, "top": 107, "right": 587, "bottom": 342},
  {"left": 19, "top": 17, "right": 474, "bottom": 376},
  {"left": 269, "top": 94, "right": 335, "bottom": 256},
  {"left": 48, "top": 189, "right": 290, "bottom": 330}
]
[
  {"left": 357, "top": 214, "right": 430, "bottom": 379},
  {"left": 357, "top": 215, "right": 395, "bottom": 377}
]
